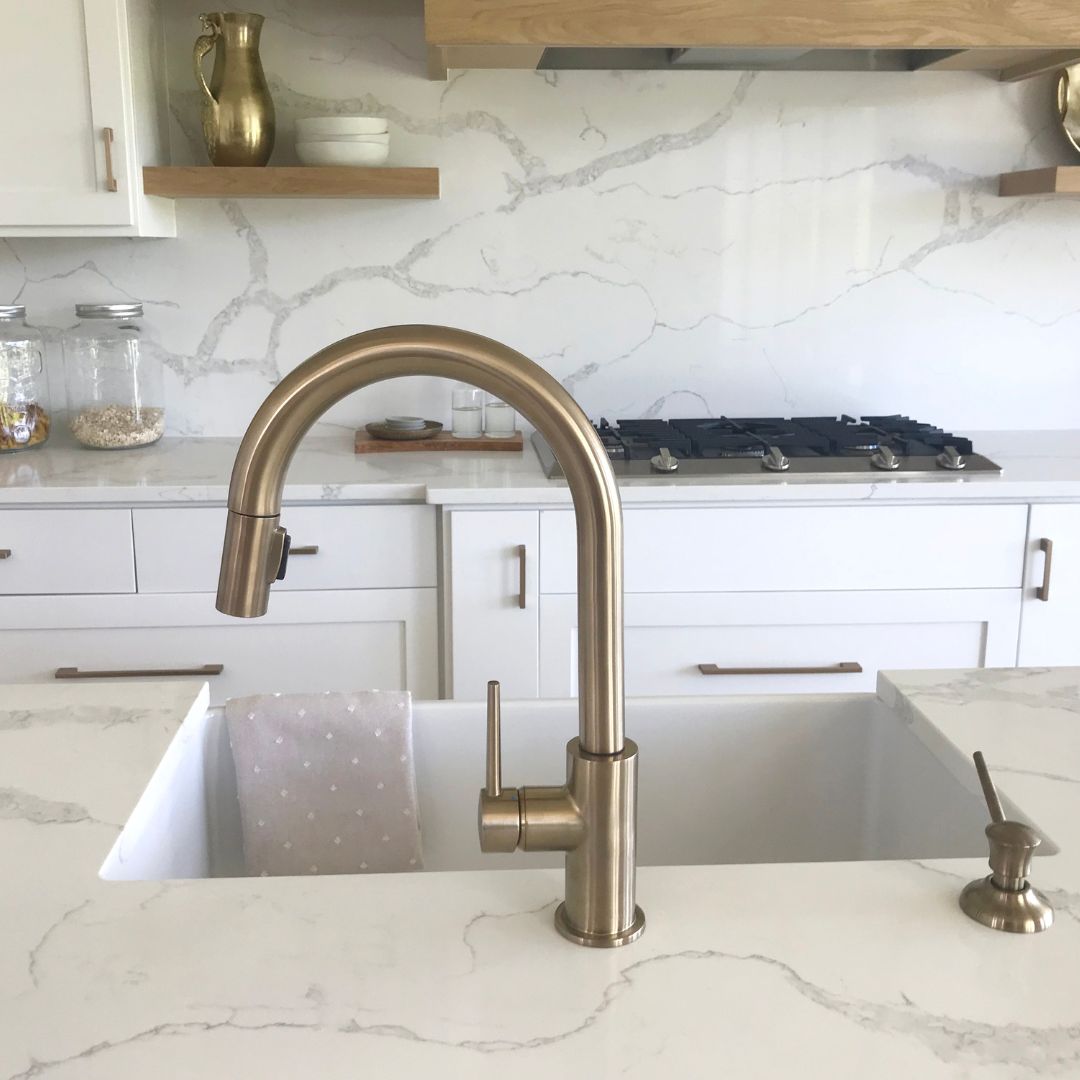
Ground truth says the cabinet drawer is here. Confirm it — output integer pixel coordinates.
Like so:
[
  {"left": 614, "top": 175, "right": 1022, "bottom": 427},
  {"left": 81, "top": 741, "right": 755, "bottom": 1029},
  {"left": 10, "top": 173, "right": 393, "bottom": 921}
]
[
  {"left": 0, "top": 509, "right": 134, "bottom": 594},
  {"left": 133, "top": 505, "right": 436, "bottom": 593},
  {"left": 0, "top": 591, "right": 438, "bottom": 704},
  {"left": 539, "top": 590, "right": 1021, "bottom": 698},
  {"left": 540, "top": 505, "right": 1028, "bottom": 593}
]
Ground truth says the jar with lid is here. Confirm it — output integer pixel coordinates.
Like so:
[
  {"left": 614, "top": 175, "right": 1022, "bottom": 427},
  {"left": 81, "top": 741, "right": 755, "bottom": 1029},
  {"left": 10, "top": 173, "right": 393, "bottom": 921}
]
[
  {"left": 62, "top": 303, "right": 165, "bottom": 450},
  {"left": 0, "top": 306, "right": 51, "bottom": 452}
]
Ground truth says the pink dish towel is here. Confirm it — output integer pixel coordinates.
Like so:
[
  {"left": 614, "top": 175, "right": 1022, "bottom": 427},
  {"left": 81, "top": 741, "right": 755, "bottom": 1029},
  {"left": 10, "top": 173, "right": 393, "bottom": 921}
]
[{"left": 225, "top": 690, "right": 423, "bottom": 877}]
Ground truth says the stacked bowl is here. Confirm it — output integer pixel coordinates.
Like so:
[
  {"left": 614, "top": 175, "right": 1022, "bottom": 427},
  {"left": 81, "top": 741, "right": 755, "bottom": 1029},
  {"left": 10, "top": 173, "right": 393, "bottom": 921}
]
[{"left": 296, "top": 116, "right": 389, "bottom": 166}]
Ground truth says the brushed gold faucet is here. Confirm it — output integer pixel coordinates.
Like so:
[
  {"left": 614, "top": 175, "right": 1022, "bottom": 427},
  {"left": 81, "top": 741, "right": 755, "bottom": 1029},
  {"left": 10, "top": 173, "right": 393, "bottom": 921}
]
[{"left": 216, "top": 325, "right": 644, "bottom": 948}]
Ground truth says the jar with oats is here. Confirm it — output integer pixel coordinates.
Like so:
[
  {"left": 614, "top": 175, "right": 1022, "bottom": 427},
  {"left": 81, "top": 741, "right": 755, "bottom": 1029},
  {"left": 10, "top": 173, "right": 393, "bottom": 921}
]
[
  {"left": 63, "top": 303, "right": 165, "bottom": 450},
  {"left": 0, "top": 306, "right": 51, "bottom": 453}
]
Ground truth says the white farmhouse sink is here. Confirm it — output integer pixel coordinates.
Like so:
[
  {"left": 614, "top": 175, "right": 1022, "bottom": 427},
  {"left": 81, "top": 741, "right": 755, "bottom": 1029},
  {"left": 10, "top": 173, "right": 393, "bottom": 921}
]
[{"left": 101, "top": 694, "right": 1042, "bottom": 881}]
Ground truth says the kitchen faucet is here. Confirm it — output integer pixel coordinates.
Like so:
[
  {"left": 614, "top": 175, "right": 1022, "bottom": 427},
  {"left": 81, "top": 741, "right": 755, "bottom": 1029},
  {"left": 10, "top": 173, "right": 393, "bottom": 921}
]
[{"left": 216, "top": 325, "right": 644, "bottom": 947}]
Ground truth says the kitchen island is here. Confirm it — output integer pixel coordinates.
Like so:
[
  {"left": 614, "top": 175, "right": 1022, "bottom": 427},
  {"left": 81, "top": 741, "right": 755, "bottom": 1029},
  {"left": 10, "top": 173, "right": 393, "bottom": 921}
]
[{"left": 3, "top": 669, "right": 1078, "bottom": 1078}]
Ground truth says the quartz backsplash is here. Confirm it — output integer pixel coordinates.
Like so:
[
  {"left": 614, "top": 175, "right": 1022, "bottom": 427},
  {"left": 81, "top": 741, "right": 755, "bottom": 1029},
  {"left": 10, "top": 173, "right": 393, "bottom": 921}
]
[{"left": 0, "top": 0, "right": 1076, "bottom": 436}]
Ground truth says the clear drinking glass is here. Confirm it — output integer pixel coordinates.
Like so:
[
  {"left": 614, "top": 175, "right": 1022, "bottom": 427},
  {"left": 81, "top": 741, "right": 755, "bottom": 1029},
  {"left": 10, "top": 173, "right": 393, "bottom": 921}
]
[
  {"left": 62, "top": 303, "right": 165, "bottom": 450},
  {"left": 484, "top": 397, "right": 515, "bottom": 438},
  {"left": 0, "top": 306, "right": 50, "bottom": 452},
  {"left": 451, "top": 385, "right": 483, "bottom": 438}
]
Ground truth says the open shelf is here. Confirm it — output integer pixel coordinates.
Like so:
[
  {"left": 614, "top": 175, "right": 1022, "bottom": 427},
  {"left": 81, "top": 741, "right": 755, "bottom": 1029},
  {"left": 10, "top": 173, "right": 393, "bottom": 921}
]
[
  {"left": 998, "top": 167, "right": 1080, "bottom": 197},
  {"left": 143, "top": 165, "right": 440, "bottom": 200}
]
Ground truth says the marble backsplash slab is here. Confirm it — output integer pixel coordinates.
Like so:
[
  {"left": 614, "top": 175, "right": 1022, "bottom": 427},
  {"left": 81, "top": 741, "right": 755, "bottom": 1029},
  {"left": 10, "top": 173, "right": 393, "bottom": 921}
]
[{"left": 0, "top": 0, "right": 1077, "bottom": 435}]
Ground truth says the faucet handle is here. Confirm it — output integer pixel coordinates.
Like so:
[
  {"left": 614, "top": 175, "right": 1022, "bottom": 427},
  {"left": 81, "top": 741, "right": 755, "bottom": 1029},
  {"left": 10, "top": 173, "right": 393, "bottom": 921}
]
[{"left": 478, "top": 681, "right": 521, "bottom": 853}]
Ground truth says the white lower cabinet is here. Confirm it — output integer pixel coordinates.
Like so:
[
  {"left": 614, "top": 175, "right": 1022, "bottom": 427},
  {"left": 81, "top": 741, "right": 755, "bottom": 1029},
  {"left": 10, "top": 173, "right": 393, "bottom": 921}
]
[
  {"left": 0, "top": 591, "right": 438, "bottom": 704},
  {"left": 446, "top": 509, "right": 539, "bottom": 700},
  {"left": 539, "top": 590, "right": 1022, "bottom": 697},
  {"left": 1018, "top": 504, "right": 1080, "bottom": 666}
]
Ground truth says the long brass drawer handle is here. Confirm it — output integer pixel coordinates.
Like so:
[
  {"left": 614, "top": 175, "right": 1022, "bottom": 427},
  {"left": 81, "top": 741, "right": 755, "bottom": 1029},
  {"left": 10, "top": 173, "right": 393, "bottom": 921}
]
[
  {"left": 698, "top": 662, "right": 864, "bottom": 676},
  {"left": 290, "top": 545, "right": 319, "bottom": 555},
  {"left": 0, "top": 549, "right": 10, "bottom": 559},
  {"left": 102, "top": 127, "right": 118, "bottom": 192},
  {"left": 55, "top": 663, "right": 225, "bottom": 680},
  {"left": 1037, "top": 538, "right": 1053, "bottom": 602},
  {"left": 517, "top": 543, "right": 527, "bottom": 610}
]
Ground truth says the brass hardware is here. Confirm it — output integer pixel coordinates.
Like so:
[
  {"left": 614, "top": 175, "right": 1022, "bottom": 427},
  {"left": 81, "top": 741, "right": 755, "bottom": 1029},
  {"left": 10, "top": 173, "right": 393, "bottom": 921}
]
[
  {"left": 1057, "top": 63, "right": 1080, "bottom": 157},
  {"left": 698, "top": 661, "right": 863, "bottom": 676},
  {"left": 0, "top": 549, "right": 10, "bottom": 559},
  {"left": 102, "top": 127, "right": 118, "bottom": 192},
  {"left": 289, "top": 544, "right": 319, "bottom": 556},
  {"left": 55, "top": 663, "right": 225, "bottom": 680},
  {"left": 516, "top": 543, "right": 527, "bottom": 609},
  {"left": 194, "top": 12, "right": 275, "bottom": 167},
  {"left": 959, "top": 751, "right": 1054, "bottom": 934},
  {"left": 1037, "top": 538, "right": 1054, "bottom": 601},
  {"left": 216, "top": 325, "right": 640, "bottom": 946}
]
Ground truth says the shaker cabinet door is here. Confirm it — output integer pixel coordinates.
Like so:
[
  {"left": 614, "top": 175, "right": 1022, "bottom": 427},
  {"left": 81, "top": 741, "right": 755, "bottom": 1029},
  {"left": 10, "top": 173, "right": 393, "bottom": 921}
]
[
  {"left": 0, "top": 0, "right": 137, "bottom": 228},
  {"left": 540, "top": 590, "right": 1022, "bottom": 698},
  {"left": 1018, "top": 504, "right": 1080, "bottom": 667}
]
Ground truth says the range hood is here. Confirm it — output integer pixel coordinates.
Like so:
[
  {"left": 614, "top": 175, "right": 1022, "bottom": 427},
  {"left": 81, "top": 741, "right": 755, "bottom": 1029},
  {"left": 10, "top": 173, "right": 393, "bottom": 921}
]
[{"left": 425, "top": 0, "right": 1080, "bottom": 82}]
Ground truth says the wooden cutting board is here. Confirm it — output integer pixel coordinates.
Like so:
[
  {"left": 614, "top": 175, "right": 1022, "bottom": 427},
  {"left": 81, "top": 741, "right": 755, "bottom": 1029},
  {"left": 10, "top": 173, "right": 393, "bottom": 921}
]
[{"left": 354, "top": 430, "right": 524, "bottom": 454}]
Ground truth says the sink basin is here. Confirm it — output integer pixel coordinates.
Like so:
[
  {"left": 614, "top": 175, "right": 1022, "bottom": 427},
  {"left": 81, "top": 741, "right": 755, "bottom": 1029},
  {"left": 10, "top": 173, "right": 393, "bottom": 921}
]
[{"left": 101, "top": 693, "right": 1043, "bottom": 881}]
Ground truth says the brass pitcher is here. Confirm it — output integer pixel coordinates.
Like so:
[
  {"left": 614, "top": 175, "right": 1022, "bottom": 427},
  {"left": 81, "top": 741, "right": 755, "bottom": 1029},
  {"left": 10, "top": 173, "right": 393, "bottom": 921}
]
[{"left": 194, "top": 12, "right": 275, "bottom": 166}]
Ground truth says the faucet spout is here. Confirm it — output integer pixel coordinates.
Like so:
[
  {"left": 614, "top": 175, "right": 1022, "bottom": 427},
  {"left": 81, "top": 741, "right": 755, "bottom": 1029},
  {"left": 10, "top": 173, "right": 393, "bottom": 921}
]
[
  {"left": 217, "top": 325, "right": 624, "bottom": 755},
  {"left": 217, "top": 325, "right": 642, "bottom": 946}
]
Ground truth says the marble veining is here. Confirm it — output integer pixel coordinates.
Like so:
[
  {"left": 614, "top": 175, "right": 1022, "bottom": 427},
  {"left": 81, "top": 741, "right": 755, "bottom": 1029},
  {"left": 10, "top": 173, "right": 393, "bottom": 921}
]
[
  {"left": 0, "top": 0, "right": 1078, "bottom": 436},
  {"left": 3, "top": 671, "right": 1080, "bottom": 1076}
]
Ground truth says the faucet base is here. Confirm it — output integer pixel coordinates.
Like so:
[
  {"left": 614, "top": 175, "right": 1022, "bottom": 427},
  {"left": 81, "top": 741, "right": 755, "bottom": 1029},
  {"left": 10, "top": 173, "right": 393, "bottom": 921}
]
[{"left": 554, "top": 903, "right": 646, "bottom": 948}]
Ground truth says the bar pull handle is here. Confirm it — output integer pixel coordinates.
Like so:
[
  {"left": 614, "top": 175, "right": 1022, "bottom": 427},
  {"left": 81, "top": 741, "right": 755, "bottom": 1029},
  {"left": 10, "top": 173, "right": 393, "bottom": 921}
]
[
  {"left": 0, "top": 549, "right": 10, "bottom": 559},
  {"left": 289, "top": 545, "right": 319, "bottom": 556},
  {"left": 516, "top": 543, "right": 527, "bottom": 609},
  {"left": 1037, "top": 538, "right": 1053, "bottom": 602},
  {"left": 55, "top": 663, "right": 225, "bottom": 680},
  {"left": 102, "top": 127, "right": 118, "bottom": 192},
  {"left": 698, "top": 662, "right": 863, "bottom": 676}
]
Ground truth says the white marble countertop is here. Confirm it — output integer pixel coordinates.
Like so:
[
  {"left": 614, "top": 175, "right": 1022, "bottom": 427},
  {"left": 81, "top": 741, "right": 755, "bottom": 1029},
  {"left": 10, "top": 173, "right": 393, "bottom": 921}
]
[
  {"left": 3, "top": 669, "right": 1079, "bottom": 1077},
  {"left": 2, "top": 429, "right": 1080, "bottom": 507}
]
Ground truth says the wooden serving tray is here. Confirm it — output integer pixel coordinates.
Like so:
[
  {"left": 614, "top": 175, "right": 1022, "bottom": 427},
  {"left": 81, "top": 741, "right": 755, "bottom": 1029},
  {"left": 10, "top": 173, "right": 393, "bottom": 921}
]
[{"left": 355, "top": 430, "right": 523, "bottom": 454}]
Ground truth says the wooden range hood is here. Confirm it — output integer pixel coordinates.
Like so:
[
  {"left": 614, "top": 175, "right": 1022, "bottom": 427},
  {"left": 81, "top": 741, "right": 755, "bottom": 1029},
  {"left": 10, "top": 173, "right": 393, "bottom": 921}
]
[{"left": 425, "top": 0, "right": 1080, "bottom": 81}]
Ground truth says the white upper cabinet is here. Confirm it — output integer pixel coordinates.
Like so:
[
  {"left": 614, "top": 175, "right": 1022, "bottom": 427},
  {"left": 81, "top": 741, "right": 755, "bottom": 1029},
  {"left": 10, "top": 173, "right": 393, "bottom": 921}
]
[{"left": 0, "top": 0, "right": 174, "bottom": 237}]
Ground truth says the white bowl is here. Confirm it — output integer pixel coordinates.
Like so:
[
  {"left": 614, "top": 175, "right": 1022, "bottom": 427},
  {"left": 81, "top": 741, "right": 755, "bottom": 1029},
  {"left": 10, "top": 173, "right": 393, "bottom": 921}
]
[
  {"left": 296, "top": 141, "right": 390, "bottom": 166},
  {"left": 297, "top": 115, "right": 388, "bottom": 137},
  {"left": 295, "top": 132, "right": 389, "bottom": 145}
]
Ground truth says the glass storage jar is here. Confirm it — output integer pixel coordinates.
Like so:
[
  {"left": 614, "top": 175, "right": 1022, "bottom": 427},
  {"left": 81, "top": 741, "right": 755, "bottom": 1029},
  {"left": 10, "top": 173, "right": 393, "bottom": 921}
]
[
  {"left": 63, "top": 303, "right": 165, "bottom": 450},
  {"left": 0, "top": 306, "right": 51, "bottom": 452}
]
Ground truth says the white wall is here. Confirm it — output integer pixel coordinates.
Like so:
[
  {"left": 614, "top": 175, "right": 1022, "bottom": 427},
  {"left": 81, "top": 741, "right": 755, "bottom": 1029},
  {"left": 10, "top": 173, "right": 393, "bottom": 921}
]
[{"left": 1, "top": 0, "right": 1077, "bottom": 435}]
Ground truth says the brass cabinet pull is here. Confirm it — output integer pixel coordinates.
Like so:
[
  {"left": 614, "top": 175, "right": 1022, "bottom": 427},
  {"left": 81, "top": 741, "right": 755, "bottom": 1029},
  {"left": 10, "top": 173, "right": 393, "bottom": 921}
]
[
  {"left": 55, "top": 663, "right": 225, "bottom": 680},
  {"left": 698, "top": 662, "right": 864, "bottom": 676},
  {"left": 290, "top": 544, "right": 319, "bottom": 555},
  {"left": 516, "top": 543, "right": 527, "bottom": 609},
  {"left": 102, "top": 127, "right": 118, "bottom": 192},
  {"left": 0, "top": 549, "right": 10, "bottom": 559},
  {"left": 1037, "top": 538, "right": 1054, "bottom": 602}
]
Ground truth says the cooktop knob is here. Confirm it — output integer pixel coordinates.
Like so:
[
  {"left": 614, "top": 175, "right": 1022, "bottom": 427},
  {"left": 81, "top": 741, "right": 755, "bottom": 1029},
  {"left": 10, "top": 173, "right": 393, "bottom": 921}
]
[
  {"left": 936, "top": 445, "right": 966, "bottom": 470},
  {"left": 870, "top": 446, "right": 901, "bottom": 471},
  {"left": 650, "top": 447, "right": 679, "bottom": 473},
  {"left": 762, "top": 445, "right": 790, "bottom": 472}
]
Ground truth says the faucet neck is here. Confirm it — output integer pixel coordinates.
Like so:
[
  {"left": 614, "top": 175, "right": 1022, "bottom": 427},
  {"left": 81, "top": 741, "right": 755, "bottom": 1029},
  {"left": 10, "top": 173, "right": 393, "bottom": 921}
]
[{"left": 221, "top": 325, "right": 625, "bottom": 755}]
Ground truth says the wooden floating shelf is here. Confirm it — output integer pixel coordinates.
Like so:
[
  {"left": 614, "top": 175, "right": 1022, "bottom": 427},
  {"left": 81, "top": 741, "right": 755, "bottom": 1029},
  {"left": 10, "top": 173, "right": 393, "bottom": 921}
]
[
  {"left": 142, "top": 165, "right": 440, "bottom": 200},
  {"left": 998, "top": 167, "right": 1080, "bottom": 197}
]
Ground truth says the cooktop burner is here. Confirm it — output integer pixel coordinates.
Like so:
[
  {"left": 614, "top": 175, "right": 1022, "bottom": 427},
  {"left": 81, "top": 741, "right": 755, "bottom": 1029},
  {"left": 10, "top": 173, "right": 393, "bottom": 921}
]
[{"left": 533, "top": 415, "right": 1000, "bottom": 479}]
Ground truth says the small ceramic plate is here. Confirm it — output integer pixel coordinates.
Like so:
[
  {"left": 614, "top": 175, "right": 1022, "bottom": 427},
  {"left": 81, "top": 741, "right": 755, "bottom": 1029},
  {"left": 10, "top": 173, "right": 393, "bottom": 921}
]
[{"left": 365, "top": 420, "right": 443, "bottom": 441}]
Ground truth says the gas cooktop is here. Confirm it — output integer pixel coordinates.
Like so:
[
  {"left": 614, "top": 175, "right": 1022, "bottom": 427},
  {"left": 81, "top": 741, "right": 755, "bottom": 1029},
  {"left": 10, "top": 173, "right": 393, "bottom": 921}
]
[{"left": 533, "top": 416, "right": 1001, "bottom": 478}]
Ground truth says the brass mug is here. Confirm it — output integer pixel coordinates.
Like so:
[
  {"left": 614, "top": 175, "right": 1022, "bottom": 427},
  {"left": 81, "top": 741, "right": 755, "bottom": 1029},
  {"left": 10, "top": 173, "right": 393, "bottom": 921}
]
[{"left": 194, "top": 12, "right": 275, "bottom": 167}]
